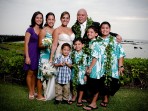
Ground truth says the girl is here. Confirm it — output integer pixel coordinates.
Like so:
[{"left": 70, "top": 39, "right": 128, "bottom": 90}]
[
  {"left": 23, "top": 11, "right": 43, "bottom": 100},
  {"left": 37, "top": 12, "right": 55, "bottom": 101}
]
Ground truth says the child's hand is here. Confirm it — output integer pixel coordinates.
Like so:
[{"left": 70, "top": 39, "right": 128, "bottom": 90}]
[
  {"left": 59, "top": 62, "right": 65, "bottom": 67},
  {"left": 84, "top": 75, "right": 87, "bottom": 82},
  {"left": 86, "top": 67, "right": 92, "bottom": 74},
  {"left": 119, "top": 67, "right": 124, "bottom": 76},
  {"left": 65, "top": 62, "right": 68, "bottom": 65}
]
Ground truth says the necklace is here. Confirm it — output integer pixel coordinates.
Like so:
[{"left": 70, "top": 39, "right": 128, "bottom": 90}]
[
  {"left": 72, "top": 18, "right": 93, "bottom": 38},
  {"left": 71, "top": 51, "right": 84, "bottom": 94}
]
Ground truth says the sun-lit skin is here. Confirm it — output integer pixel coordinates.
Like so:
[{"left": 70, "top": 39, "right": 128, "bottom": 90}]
[
  {"left": 61, "top": 14, "right": 70, "bottom": 27},
  {"left": 87, "top": 28, "right": 98, "bottom": 40},
  {"left": 101, "top": 24, "right": 111, "bottom": 38},
  {"left": 77, "top": 9, "right": 88, "bottom": 24},
  {"left": 35, "top": 14, "right": 43, "bottom": 26},
  {"left": 47, "top": 15, "right": 55, "bottom": 28},
  {"left": 62, "top": 46, "right": 71, "bottom": 57},
  {"left": 74, "top": 41, "right": 84, "bottom": 52}
]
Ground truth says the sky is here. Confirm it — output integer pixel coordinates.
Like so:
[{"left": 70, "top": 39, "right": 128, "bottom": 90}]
[{"left": 0, "top": 0, "right": 148, "bottom": 40}]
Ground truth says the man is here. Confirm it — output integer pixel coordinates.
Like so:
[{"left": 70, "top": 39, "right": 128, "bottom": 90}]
[
  {"left": 71, "top": 8, "right": 122, "bottom": 105},
  {"left": 72, "top": 8, "right": 122, "bottom": 46}
]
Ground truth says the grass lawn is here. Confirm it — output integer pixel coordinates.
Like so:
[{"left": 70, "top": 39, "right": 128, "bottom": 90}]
[{"left": 0, "top": 82, "right": 148, "bottom": 111}]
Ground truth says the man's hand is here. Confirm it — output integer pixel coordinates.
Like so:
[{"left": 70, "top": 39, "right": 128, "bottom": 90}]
[{"left": 116, "top": 35, "right": 122, "bottom": 43}]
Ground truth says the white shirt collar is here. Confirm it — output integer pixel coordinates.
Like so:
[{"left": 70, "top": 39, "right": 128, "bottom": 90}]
[{"left": 80, "top": 20, "right": 87, "bottom": 27}]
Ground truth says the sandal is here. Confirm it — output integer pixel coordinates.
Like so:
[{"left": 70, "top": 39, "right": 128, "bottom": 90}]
[
  {"left": 36, "top": 97, "right": 46, "bottom": 101},
  {"left": 77, "top": 102, "right": 83, "bottom": 107},
  {"left": 82, "top": 99, "right": 87, "bottom": 103},
  {"left": 68, "top": 100, "right": 75, "bottom": 105},
  {"left": 83, "top": 105, "right": 98, "bottom": 110},
  {"left": 29, "top": 95, "right": 34, "bottom": 100},
  {"left": 100, "top": 101, "right": 108, "bottom": 107}
]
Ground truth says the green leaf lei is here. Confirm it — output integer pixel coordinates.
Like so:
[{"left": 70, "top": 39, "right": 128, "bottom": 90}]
[
  {"left": 103, "top": 36, "right": 114, "bottom": 87},
  {"left": 94, "top": 36, "right": 114, "bottom": 87},
  {"left": 72, "top": 17, "right": 93, "bottom": 38},
  {"left": 71, "top": 51, "right": 84, "bottom": 94}
]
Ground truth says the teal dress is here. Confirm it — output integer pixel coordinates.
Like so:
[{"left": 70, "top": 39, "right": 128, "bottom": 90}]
[{"left": 37, "top": 32, "right": 52, "bottom": 80}]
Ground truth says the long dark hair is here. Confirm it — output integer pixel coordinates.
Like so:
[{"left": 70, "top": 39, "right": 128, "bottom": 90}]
[
  {"left": 30, "top": 11, "right": 43, "bottom": 28},
  {"left": 44, "top": 12, "right": 55, "bottom": 27}
]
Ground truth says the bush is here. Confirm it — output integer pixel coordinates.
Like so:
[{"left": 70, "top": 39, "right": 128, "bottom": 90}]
[
  {"left": 0, "top": 43, "right": 148, "bottom": 88},
  {"left": 122, "top": 58, "right": 148, "bottom": 88},
  {"left": 0, "top": 43, "right": 25, "bottom": 84}
]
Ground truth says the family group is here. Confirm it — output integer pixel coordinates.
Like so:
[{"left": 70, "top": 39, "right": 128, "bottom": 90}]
[{"left": 23, "top": 8, "right": 125, "bottom": 110}]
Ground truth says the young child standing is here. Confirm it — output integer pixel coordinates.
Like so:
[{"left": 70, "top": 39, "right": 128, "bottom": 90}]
[
  {"left": 83, "top": 26, "right": 100, "bottom": 110},
  {"left": 54, "top": 43, "right": 72, "bottom": 104},
  {"left": 70, "top": 38, "right": 88, "bottom": 106},
  {"left": 99, "top": 21, "right": 125, "bottom": 107}
]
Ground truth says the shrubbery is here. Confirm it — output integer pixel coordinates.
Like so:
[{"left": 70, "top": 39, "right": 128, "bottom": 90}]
[{"left": 0, "top": 43, "right": 148, "bottom": 88}]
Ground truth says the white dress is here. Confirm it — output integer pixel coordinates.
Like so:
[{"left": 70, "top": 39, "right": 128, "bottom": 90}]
[
  {"left": 55, "top": 33, "right": 75, "bottom": 58},
  {"left": 45, "top": 33, "right": 75, "bottom": 101}
]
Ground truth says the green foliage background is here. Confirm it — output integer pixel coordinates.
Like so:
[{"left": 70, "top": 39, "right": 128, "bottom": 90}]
[{"left": 0, "top": 43, "right": 148, "bottom": 88}]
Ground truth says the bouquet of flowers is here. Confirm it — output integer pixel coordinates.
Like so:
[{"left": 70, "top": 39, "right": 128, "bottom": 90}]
[
  {"left": 40, "top": 62, "right": 57, "bottom": 81},
  {"left": 42, "top": 38, "right": 52, "bottom": 48}
]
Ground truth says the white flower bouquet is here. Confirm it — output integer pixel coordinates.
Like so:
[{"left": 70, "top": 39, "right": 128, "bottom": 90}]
[
  {"left": 40, "top": 62, "right": 57, "bottom": 81},
  {"left": 42, "top": 38, "right": 52, "bottom": 47}
]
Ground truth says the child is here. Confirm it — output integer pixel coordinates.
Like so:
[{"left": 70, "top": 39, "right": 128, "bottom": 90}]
[
  {"left": 99, "top": 21, "right": 125, "bottom": 107},
  {"left": 54, "top": 43, "right": 72, "bottom": 104},
  {"left": 70, "top": 38, "right": 88, "bottom": 106},
  {"left": 83, "top": 26, "right": 100, "bottom": 110}
]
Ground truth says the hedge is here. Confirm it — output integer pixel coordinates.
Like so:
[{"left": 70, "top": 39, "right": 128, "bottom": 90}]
[{"left": 0, "top": 43, "right": 148, "bottom": 88}]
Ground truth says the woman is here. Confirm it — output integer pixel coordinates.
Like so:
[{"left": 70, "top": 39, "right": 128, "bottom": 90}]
[
  {"left": 23, "top": 11, "right": 43, "bottom": 100},
  {"left": 49, "top": 11, "right": 75, "bottom": 62},
  {"left": 36, "top": 12, "right": 56, "bottom": 101}
]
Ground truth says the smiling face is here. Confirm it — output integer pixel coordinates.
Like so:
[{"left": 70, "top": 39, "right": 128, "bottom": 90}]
[
  {"left": 87, "top": 28, "right": 98, "bottom": 40},
  {"left": 74, "top": 40, "right": 84, "bottom": 52},
  {"left": 62, "top": 46, "right": 71, "bottom": 57},
  {"left": 60, "top": 12, "right": 70, "bottom": 27},
  {"left": 35, "top": 14, "right": 43, "bottom": 26},
  {"left": 100, "top": 23, "right": 111, "bottom": 37},
  {"left": 77, "top": 9, "right": 87, "bottom": 24},
  {"left": 46, "top": 15, "right": 55, "bottom": 28}
]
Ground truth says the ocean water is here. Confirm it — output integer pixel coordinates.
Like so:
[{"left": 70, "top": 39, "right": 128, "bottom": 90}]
[
  {"left": 14, "top": 39, "right": 148, "bottom": 59},
  {"left": 122, "top": 39, "right": 148, "bottom": 59}
]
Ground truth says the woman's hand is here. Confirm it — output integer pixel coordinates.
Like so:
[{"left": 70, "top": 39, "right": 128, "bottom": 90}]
[{"left": 25, "top": 57, "right": 31, "bottom": 65}]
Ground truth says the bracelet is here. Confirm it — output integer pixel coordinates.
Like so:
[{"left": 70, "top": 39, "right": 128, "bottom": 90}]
[{"left": 119, "top": 66, "right": 124, "bottom": 68}]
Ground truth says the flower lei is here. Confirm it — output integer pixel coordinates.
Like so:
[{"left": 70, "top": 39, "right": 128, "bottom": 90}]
[
  {"left": 72, "top": 17, "right": 93, "bottom": 38},
  {"left": 71, "top": 51, "right": 84, "bottom": 94}
]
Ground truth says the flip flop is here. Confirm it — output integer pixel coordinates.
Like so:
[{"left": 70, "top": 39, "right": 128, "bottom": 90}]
[
  {"left": 83, "top": 105, "right": 98, "bottom": 110},
  {"left": 77, "top": 102, "right": 83, "bottom": 107},
  {"left": 68, "top": 100, "right": 75, "bottom": 105},
  {"left": 100, "top": 101, "right": 108, "bottom": 107}
]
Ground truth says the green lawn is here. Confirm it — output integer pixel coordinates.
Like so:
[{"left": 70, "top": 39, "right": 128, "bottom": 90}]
[{"left": 0, "top": 82, "right": 148, "bottom": 111}]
